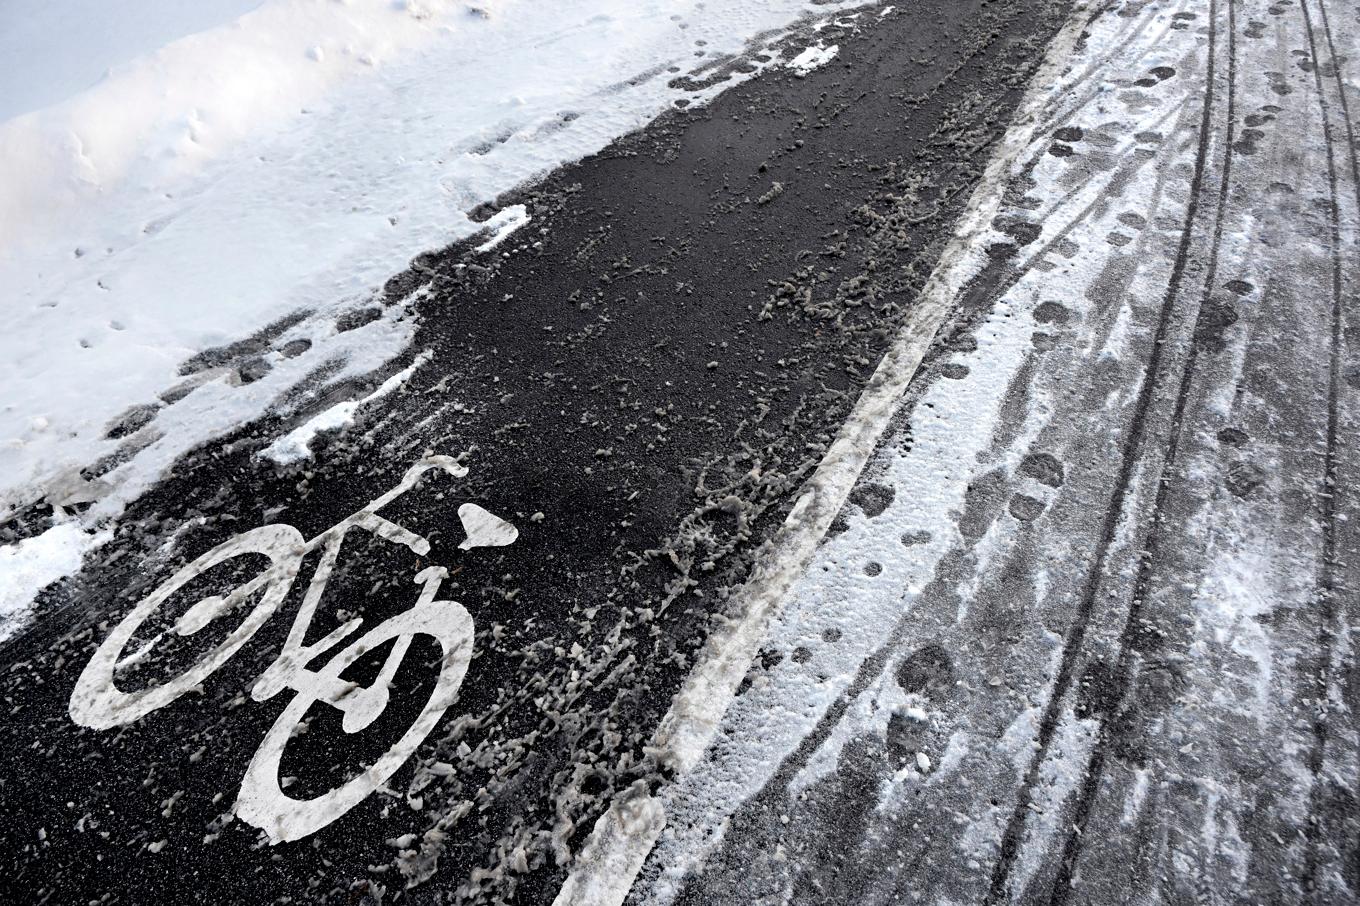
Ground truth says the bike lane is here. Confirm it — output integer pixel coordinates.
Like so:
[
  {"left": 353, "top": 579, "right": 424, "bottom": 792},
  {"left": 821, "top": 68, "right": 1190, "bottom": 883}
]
[{"left": 0, "top": 2, "right": 1072, "bottom": 902}]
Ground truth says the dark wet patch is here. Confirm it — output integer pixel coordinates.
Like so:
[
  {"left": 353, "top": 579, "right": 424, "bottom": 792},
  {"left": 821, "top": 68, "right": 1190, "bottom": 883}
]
[
  {"left": 759, "top": 648, "right": 785, "bottom": 671},
  {"left": 900, "top": 530, "right": 932, "bottom": 547},
  {"left": 948, "top": 332, "right": 980, "bottom": 354},
  {"left": 177, "top": 310, "right": 309, "bottom": 376},
  {"left": 279, "top": 338, "right": 312, "bottom": 359},
  {"left": 864, "top": 561, "right": 883, "bottom": 577},
  {"left": 941, "top": 362, "right": 971, "bottom": 379},
  {"left": 1225, "top": 461, "right": 1267, "bottom": 499},
  {"left": 1134, "top": 66, "right": 1177, "bottom": 87},
  {"left": 895, "top": 643, "right": 954, "bottom": 698},
  {"left": 1233, "top": 128, "right": 1265, "bottom": 155},
  {"left": 1195, "top": 300, "right": 1239, "bottom": 352},
  {"left": 1265, "top": 71, "right": 1292, "bottom": 96},
  {"left": 335, "top": 306, "right": 383, "bottom": 333},
  {"left": 1033, "top": 301, "right": 1071, "bottom": 325},
  {"left": 1054, "top": 237, "right": 1081, "bottom": 258},
  {"left": 1217, "top": 426, "right": 1250, "bottom": 446},
  {"left": 1074, "top": 660, "right": 1124, "bottom": 718},
  {"left": 959, "top": 470, "right": 1010, "bottom": 540},
  {"left": 1053, "top": 125, "right": 1084, "bottom": 143},
  {"left": 849, "top": 482, "right": 896, "bottom": 519},
  {"left": 1019, "top": 451, "right": 1065, "bottom": 487},
  {"left": 993, "top": 216, "right": 1042, "bottom": 246},
  {"left": 104, "top": 403, "right": 160, "bottom": 440},
  {"left": 238, "top": 356, "right": 272, "bottom": 384},
  {"left": 159, "top": 384, "right": 194, "bottom": 405},
  {"left": 1008, "top": 494, "right": 1045, "bottom": 521}
]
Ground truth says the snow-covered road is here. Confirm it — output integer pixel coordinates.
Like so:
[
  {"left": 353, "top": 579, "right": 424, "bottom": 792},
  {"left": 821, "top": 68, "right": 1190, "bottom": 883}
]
[{"left": 630, "top": 0, "right": 1360, "bottom": 902}]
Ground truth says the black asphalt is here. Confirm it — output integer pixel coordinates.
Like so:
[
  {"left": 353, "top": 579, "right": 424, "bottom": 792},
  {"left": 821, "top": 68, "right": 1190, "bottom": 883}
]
[{"left": 0, "top": 2, "right": 1071, "bottom": 902}]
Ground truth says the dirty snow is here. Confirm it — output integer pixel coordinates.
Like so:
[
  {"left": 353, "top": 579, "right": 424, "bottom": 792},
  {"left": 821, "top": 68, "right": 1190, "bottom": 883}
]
[
  {"left": 0, "top": 522, "right": 110, "bottom": 643},
  {"left": 617, "top": 0, "right": 1360, "bottom": 900}
]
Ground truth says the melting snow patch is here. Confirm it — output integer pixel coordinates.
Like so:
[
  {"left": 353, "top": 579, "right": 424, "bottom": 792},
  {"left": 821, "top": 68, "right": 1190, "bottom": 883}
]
[
  {"left": 260, "top": 350, "right": 431, "bottom": 465},
  {"left": 475, "top": 204, "right": 531, "bottom": 253},
  {"left": 0, "top": 522, "right": 109, "bottom": 641},
  {"left": 786, "top": 44, "right": 838, "bottom": 74}
]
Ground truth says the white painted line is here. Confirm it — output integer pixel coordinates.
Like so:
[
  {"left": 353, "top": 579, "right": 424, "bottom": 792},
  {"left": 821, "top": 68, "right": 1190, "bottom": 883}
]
[{"left": 551, "top": 4, "right": 1097, "bottom": 904}]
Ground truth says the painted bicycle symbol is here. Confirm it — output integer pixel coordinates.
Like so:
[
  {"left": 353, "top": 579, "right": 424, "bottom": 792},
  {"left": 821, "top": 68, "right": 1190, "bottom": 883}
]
[{"left": 69, "top": 455, "right": 517, "bottom": 843}]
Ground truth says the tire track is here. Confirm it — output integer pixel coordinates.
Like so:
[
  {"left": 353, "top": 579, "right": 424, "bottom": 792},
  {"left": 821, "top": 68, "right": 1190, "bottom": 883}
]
[
  {"left": 1045, "top": 0, "right": 1241, "bottom": 897},
  {"left": 1312, "top": 0, "right": 1360, "bottom": 208},
  {"left": 982, "top": 0, "right": 1226, "bottom": 899},
  {"left": 1310, "top": 0, "right": 1360, "bottom": 896},
  {"left": 1294, "top": 0, "right": 1349, "bottom": 897}
]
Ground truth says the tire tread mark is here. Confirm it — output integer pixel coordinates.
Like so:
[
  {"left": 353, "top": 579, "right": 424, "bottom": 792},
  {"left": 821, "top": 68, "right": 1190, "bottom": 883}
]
[
  {"left": 1294, "top": 0, "right": 1348, "bottom": 899},
  {"left": 1044, "top": 0, "right": 1239, "bottom": 898},
  {"left": 982, "top": 0, "right": 1224, "bottom": 899}
]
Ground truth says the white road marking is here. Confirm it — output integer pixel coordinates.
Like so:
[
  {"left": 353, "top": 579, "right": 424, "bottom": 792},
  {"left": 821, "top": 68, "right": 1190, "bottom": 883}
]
[{"left": 457, "top": 503, "right": 519, "bottom": 550}]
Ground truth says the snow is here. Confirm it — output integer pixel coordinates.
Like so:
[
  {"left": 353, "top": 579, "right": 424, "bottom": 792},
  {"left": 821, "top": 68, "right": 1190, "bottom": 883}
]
[
  {"left": 786, "top": 44, "right": 838, "bottom": 74},
  {"left": 474, "top": 204, "right": 532, "bottom": 253},
  {"left": 0, "top": 522, "right": 109, "bottom": 643},
  {"left": 0, "top": 0, "right": 265, "bottom": 122},
  {"left": 0, "top": 0, "right": 868, "bottom": 641},
  {"left": 260, "top": 349, "right": 431, "bottom": 465},
  {"left": 612, "top": 0, "right": 1352, "bottom": 896}
]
